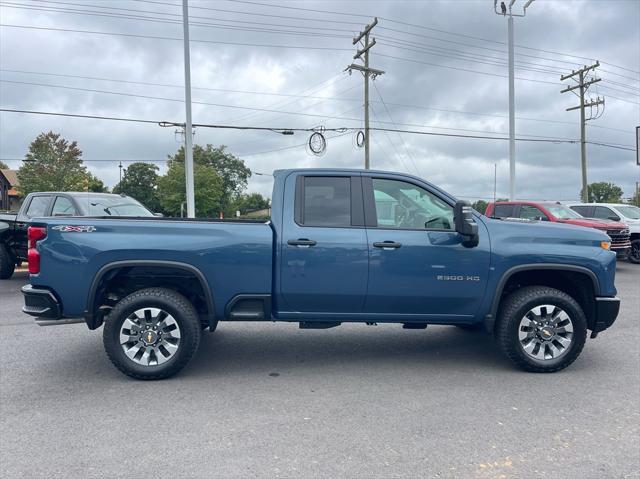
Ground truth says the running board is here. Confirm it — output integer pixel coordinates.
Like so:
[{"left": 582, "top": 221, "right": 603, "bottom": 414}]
[{"left": 35, "top": 318, "right": 85, "bottom": 327}]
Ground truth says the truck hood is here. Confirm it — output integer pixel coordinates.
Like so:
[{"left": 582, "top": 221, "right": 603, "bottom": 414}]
[
  {"left": 555, "top": 218, "right": 627, "bottom": 230},
  {"left": 481, "top": 215, "right": 610, "bottom": 244}
]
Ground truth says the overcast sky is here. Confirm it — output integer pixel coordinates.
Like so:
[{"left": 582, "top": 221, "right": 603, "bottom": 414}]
[{"left": 1, "top": 0, "right": 638, "bottom": 202}]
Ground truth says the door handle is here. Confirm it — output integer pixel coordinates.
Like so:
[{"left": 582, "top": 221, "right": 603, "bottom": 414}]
[
  {"left": 373, "top": 241, "right": 402, "bottom": 249},
  {"left": 287, "top": 238, "right": 317, "bottom": 247}
]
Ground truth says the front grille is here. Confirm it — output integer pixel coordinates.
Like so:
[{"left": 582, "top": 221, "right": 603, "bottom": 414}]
[{"left": 606, "top": 229, "right": 631, "bottom": 248}]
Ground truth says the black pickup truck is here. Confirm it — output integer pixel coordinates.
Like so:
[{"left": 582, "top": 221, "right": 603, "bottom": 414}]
[{"left": 0, "top": 191, "right": 154, "bottom": 279}]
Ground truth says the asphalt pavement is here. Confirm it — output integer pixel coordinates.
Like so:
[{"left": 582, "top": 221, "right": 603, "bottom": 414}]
[{"left": 1, "top": 264, "right": 638, "bottom": 478}]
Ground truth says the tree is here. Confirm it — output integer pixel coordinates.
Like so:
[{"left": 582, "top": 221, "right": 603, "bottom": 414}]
[
  {"left": 157, "top": 162, "right": 223, "bottom": 217},
  {"left": 113, "top": 163, "right": 161, "bottom": 212},
  {"left": 17, "top": 131, "right": 88, "bottom": 195},
  {"left": 229, "top": 192, "right": 270, "bottom": 216},
  {"left": 0, "top": 160, "right": 8, "bottom": 169},
  {"left": 86, "top": 173, "right": 109, "bottom": 193},
  {"left": 472, "top": 200, "right": 488, "bottom": 215},
  {"left": 581, "top": 182, "right": 624, "bottom": 203},
  {"left": 168, "top": 144, "right": 251, "bottom": 213}
]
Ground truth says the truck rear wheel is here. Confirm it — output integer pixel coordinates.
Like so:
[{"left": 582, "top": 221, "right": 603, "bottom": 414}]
[
  {"left": 0, "top": 244, "right": 16, "bottom": 280},
  {"left": 496, "top": 286, "right": 587, "bottom": 373},
  {"left": 103, "top": 288, "right": 201, "bottom": 380}
]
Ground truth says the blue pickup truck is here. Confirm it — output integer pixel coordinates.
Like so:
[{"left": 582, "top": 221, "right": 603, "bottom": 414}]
[{"left": 21, "top": 169, "right": 620, "bottom": 379}]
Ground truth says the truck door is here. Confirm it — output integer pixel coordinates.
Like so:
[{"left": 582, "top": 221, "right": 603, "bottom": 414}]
[
  {"left": 362, "top": 175, "right": 490, "bottom": 321},
  {"left": 278, "top": 174, "right": 369, "bottom": 316}
]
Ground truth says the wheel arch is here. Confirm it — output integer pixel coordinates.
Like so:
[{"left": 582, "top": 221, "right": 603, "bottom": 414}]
[
  {"left": 485, "top": 264, "right": 599, "bottom": 334},
  {"left": 85, "top": 260, "right": 215, "bottom": 330}
]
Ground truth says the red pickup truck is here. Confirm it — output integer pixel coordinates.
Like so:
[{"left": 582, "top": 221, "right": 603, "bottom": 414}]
[{"left": 485, "top": 201, "right": 632, "bottom": 258}]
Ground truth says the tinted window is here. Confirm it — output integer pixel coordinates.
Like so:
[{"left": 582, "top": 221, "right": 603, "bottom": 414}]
[
  {"left": 570, "top": 205, "right": 590, "bottom": 216},
  {"left": 78, "top": 195, "right": 153, "bottom": 216},
  {"left": 52, "top": 196, "right": 76, "bottom": 216},
  {"left": 492, "top": 204, "right": 515, "bottom": 218},
  {"left": 302, "top": 177, "right": 351, "bottom": 227},
  {"left": 372, "top": 178, "right": 454, "bottom": 230},
  {"left": 519, "top": 205, "right": 548, "bottom": 220},
  {"left": 25, "top": 196, "right": 51, "bottom": 218},
  {"left": 593, "top": 206, "right": 619, "bottom": 221}
]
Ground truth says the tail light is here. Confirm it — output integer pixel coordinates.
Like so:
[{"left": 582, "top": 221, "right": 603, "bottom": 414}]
[{"left": 27, "top": 226, "right": 47, "bottom": 274}]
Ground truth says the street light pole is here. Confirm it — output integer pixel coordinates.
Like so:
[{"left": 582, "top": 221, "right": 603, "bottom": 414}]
[
  {"left": 182, "top": 0, "right": 195, "bottom": 218},
  {"left": 494, "top": 0, "right": 535, "bottom": 201}
]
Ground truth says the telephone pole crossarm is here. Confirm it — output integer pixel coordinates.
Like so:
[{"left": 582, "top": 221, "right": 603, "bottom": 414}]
[
  {"left": 560, "top": 61, "right": 600, "bottom": 81},
  {"left": 566, "top": 97, "right": 604, "bottom": 112},
  {"left": 560, "top": 77, "right": 601, "bottom": 94},
  {"left": 352, "top": 17, "right": 378, "bottom": 45}
]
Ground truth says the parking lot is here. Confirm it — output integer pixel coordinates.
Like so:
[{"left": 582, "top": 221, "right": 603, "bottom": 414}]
[{"left": 0, "top": 265, "right": 638, "bottom": 478}]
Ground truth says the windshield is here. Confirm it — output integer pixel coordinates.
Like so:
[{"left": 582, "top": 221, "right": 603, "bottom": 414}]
[
  {"left": 79, "top": 195, "right": 154, "bottom": 216},
  {"left": 546, "top": 204, "right": 583, "bottom": 219},
  {"left": 617, "top": 205, "right": 640, "bottom": 220}
]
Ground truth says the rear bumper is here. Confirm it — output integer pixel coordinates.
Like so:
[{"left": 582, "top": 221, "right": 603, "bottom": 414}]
[
  {"left": 22, "top": 285, "right": 61, "bottom": 318},
  {"left": 591, "top": 296, "right": 620, "bottom": 337}
]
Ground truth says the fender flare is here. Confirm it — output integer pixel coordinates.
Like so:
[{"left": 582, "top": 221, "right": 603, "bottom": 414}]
[
  {"left": 483, "top": 263, "right": 600, "bottom": 333},
  {"left": 85, "top": 260, "right": 216, "bottom": 330}
]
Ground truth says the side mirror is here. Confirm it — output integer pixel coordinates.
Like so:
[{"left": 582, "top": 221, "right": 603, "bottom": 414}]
[
  {"left": 153, "top": 212, "right": 164, "bottom": 217},
  {"left": 608, "top": 216, "right": 620, "bottom": 221},
  {"left": 454, "top": 200, "right": 479, "bottom": 248}
]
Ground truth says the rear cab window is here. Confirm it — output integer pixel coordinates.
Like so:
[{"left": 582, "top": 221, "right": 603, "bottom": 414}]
[
  {"left": 492, "top": 204, "right": 516, "bottom": 218},
  {"left": 570, "top": 205, "right": 591, "bottom": 217},
  {"left": 295, "top": 176, "right": 363, "bottom": 227},
  {"left": 24, "top": 195, "right": 52, "bottom": 218}
]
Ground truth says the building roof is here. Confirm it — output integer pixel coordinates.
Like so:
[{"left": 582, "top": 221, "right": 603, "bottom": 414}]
[
  {"left": 0, "top": 169, "right": 19, "bottom": 196},
  {"left": 0, "top": 169, "right": 19, "bottom": 186}
]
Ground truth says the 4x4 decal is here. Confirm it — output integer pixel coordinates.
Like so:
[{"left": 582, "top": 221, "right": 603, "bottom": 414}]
[{"left": 51, "top": 225, "right": 96, "bottom": 233}]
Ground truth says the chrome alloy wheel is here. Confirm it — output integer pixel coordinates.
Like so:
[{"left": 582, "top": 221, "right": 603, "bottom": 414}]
[
  {"left": 518, "top": 304, "right": 574, "bottom": 361},
  {"left": 119, "top": 308, "right": 181, "bottom": 366}
]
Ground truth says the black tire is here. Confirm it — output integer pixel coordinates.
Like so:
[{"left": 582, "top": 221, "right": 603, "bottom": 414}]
[
  {"left": 496, "top": 286, "right": 587, "bottom": 373},
  {"left": 628, "top": 239, "right": 640, "bottom": 264},
  {"left": 103, "top": 288, "right": 201, "bottom": 380},
  {"left": 0, "top": 244, "right": 16, "bottom": 280}
]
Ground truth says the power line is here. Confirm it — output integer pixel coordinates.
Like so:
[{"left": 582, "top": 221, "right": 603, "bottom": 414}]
[
  {"left": 1, "top": 108, "right": 635, "bottom": 152},
  {"left": 226, "top": 0, "right": 639, "bottom": 77},
  {"left": 0, "top": 23, "right": 353, "bottom": 51},
  {"left": 0, "top": 2, "right": 355, "bottom": 39},
  {"left": 3, "top": 67, "right": 632, "bottom": 135},
  {"left": 4, "top": 79, "right": 636, "bottom": 144}
]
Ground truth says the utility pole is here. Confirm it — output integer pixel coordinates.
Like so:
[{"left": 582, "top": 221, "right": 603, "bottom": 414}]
[
  {"left": 346, "top": 17, "right": 384, "bottom": 169},
  {"left": 182, "top": 0, "right": 195, "bottom": 218},
  {"left": 118, "top": 161, "right": 122, "bottom": 183},
  {"left": 493, "top": 0, "right": 535, "bottom": 200},
  {"left": 561, "top": 61, "right": 604, "bottom": 203}
]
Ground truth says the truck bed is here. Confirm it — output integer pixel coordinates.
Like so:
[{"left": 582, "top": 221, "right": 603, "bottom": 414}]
[{"left": 32, "top": 216, "right": 274, "bottom": 319}]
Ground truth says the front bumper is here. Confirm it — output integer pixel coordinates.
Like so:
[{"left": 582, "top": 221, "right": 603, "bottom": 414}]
[
  {"left": 591, "top": 296, "right": 621, "bottom": 337},
  {"left": 22, "top": 285, "right": 61, "bottom": 318}
]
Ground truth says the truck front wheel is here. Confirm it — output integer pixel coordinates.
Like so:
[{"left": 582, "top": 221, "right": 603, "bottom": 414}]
[
  {"left": 103, "top": 288, "right": 201, "bottom": 380},
  {"left": 496, "top": 286, "right": 587, "bottom": 373},
  {"left": 0, "top": 244, "right": 16, "bottom": 280}
]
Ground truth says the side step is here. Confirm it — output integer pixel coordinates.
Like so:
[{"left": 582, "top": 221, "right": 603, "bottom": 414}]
[
  {"left": 299, "top": 321, "right": 341, "bottom": 329},
  {"left": 402, "top": 323, "right": 428, "bottom": 329}
]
